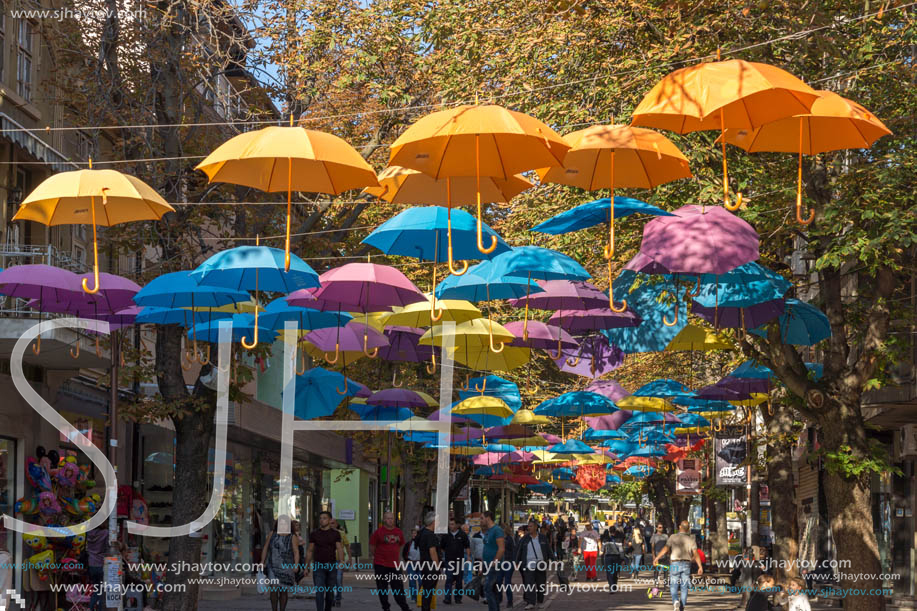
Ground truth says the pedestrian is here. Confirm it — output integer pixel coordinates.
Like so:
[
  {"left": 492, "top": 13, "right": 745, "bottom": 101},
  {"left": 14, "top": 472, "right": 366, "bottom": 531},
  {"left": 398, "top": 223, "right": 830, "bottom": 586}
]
[
  {"left": 262, "top": 516, "right": 301, "bottom": 611},
  {"left": 745, "top": 574, "right": 779, "bottom": 611},
  {"left": 440, "top": 517, "right": 471, "bottom": 605},
  {"left": 516, "top": 519, "right": 551, "bottom": 609},
  {"left": 567, "top": 513, "right": 575, "bottom": 530},
  {"left": 779, "top": 576, "right": 812, "bottom": 611},
  {"left": 481, "top": 511, "right": 505, "bottom": 611},
  {"left": 417, "top": 512, "right": 441, "bottom": 611},
  {"left": 629, "top": 522, "right": 645, "bottom": 577},
  {"left": 330, "top": 519, "right": 350, "bottom": 607},
  {"left": 539, "top": 523, "right": 554, "bottom": 560},
  {"left": 304, "top": 511, "right": 344, "bottom": 611},
  {"left": 650, "top": 524, "right": 669, "bottom": 581},
  {"left": 566, "top": 528, "right": 580, "bottom": 581},
  {"left": 652, "top": 520, "right": 703, "bottom": 611},
  {"left": 462, "top": 523, "right": 475, "bottom": 585},
  {"left": 499, "top": 522, "right": 515, "bottom": 609},
  {"left": 402, "top": 526, "right": 421, "bottom": 599},
  {"left": 86, "top": 522, "right": 108, "bottom": 611},
  {"left": 369, "top": 511, "right": 411, "bottom": 611},
  {"left": 579, "top": 522, "right": 600, "bottom": 582},
  {"left": 600, "top": 528, "right": 625, "bottom": 594},
  {"left": 732, "top": 547, "right": 762, "bottom": 610}
]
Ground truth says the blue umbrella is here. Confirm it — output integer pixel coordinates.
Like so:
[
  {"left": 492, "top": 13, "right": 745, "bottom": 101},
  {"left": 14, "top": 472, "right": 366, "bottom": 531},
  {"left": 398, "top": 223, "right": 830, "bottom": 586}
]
[
  {"left": 349, "top": 404, "right": 414, "bottom": 421},
  {"left": 485, "top": 443, "right": 518, "bottom": 453},
  {"left": 293, "top": 367, "right": 361, "bottom": 419},
  {"left": 676, "top": 413, "right": 711, "bottom": 428},
  {"left": 624, "top": 465, "right": 655, "bottom": 478},
  {"left": 633, "top": 379, "right": 694, "bottom": 400},
  {"left": 361, "top": 206, "right": 510, "bottom": 261},
  {"left": 583, "top": 428, "right": 626, "bottom": 440},
  {"left": 601, "top": 439, "right": 637, "bottom": 456},
  {"left": 630, "top": 445, "right": 668, "bottom": 457},
  {"left": 192, "top": 246, "right": 320, "bottom": 293},
  {"left": 260, "top": 297, "right": 349, "bottom": 331},
  {"left": 605, "top": 473, "right": 622, "bottom": 485},
  {"left": 534, "top": 391, "right": 617, "bottom": 417},
  {"left": 490, "top": 246, "right": 591, "bottom": 282},
  {"left": 528, "top": 482, "right": 554, "bottom": 494},
  {"left": 603, "top": 270, "right": 688, "bottom": 353},
  {"left": 552, "top": 467, "right": 575, "bottom": 479},
  {"left": 626, "top": 429, "right": 676, "bottom": 444},
  {"left": 549, "top": 439, "right": 594, "bottom": 454},
  {"left": 187, "top": 314, "right": 277, "bottom": 344},
  {"left": 619, "top": 411, "right": 673, "bottom": 431},
  {"left": 458, "top": 375, "right": 522, "bottom": 411},
  {"left": 403, "top": 431, "right": 438, "bottom": 444},
  {"left": 133, "top": 271, "right": 249, "bottom": 308},
  {"left": 750, "top": 298, "right": 831, "bottom": 345},
  {"left": 435, "top": 260, "right": 543, "bottom": 302},
  {"left": 475, "top": 466, "right": 501, "bottom": 477},
  {"left": 686, "top": 402, "right": 736, "bottom": 414},
  {"left": 693, "top": 262, "right": 791, "bottom": 307},
  {"left": 730, "top": 360, "right": 823, "bottom": 381},
  {"left": 136, "top": 306, "right": 233, "bottom": 326},
  {"left": 530, "top": 197, "right": 673, "bottom": 234}
]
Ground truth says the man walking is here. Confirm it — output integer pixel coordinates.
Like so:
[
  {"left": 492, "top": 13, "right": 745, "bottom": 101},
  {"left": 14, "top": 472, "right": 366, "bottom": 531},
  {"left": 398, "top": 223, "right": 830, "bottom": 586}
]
[
  {"left": 481, "top": 511, "right": 505, "bottom": 611},
  {"left": 369, "top": 511, "right": 411, "bottom": 611},
  {"left": 650, "top": 524, "right": 669, "bottom": 581},
  {"left": 516, "top": 519, "right": 551, "bottom": 609},
  {"left": 304, "top": 511, "right": 345, "bottom": 611},
  {"left": 440, "top": 517, "right": 471, "bottom": 604},
  {"left": 653, "top": 520, "right": 703, "bottom": 611},
  {"left": 417, "top": 512, "right": 441, "bottom": 611}
]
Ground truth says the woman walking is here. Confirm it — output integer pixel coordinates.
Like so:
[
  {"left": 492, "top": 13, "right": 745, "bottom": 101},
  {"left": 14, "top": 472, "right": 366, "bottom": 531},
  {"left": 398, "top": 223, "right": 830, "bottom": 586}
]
[{"left": 262, "top": 516, "right": 301, "bottom": 611}]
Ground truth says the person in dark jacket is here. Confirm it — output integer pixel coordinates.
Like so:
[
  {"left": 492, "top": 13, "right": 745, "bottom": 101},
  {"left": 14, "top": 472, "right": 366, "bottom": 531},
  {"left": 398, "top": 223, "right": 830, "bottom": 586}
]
[
  {"left": 516, "top": 519, "right": 553, "bottom": 609},
  {"left": 746, "top": 574, "right": 780, "bottom": 611},
  {"left": 440, "top": 518, "right": 470, "bottom": 604},
  {"left": 495, "top": 522, "right": 516, "bottom": 608}
]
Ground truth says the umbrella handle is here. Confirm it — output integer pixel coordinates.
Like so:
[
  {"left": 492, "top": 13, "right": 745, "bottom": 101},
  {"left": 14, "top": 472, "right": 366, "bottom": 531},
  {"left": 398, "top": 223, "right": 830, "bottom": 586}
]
[
  {"left": 445, "top": 186, "right": 469, "bottom": 276},
  {"left": 684, "top": 276, "right": 701, "bottom": 299},
  {"left": 335, "top": 375, "right": 349, "bottom": 395},
  {"left": 767, "top": 400, "right": 774, "bottom": 416},
  {"left": 607, "top": 260, "right": 627, "bottom": 312},
  {"left": 297, "top": 344, "right": 307, "bottom": 376},
  {"left": 181, "top": 347, "right": 193, "bottom": 371},
  {"left": 392, "top": 369, "right": 403, "bottom": 388},
  {"left": 363, "top": 332, "right": 379, "bottom": 358},
  {"left": 547, "top": 333, "right": 562, "bottom": 360},
  {"left": 713, "top": 418, "right": 723, "bottom": 432},
  {"left": 565, "top": 355, "right": 581, "bottom": 367},
  {"left": 198, "top": 344, "right": 211, "bottom": 366},
  {"left": 459, "top": 373, "right": 470, "bottom": 391},
  {"left": 796, "top": 123, "right": 815, "bottom": 226},
  {"left": 662, "top": 303, "right": 679, "bottom": 327},
  {"left": 796, "top": 194, "right": 815, "bottom": 225},
  {"left": 489, "top": 329, "right": 505, "bottom": 354},
  {"left": 430, "top": 262, "right": 444, "bottom": 322},
  {"left": 473, "top": 378, "right": 487, "bottom": 393},
  {"left": 95, "top": 335, "right": 101, "bottom": 358},
  {"left": 70, "top": 340, "right": 80, "bottom": 359},
  {"left": 241, "top": 272, "right": 260, "bottom": 349},
  {"left": 720, "top": 117, "right": 743, "bottom": 211},
  {"left": 324, "top": 342, "right": 340, "bottom": 365},
  {"left": 32, "top": 335, "right": 40, "bottom": 355},
  {"left": 474, "top": 135, "right": 497, "bottom": 255},
  {"left": 425, "top": 353, "right": 437, "bottom": 375},
  {"left": 81, "top": 191, "right": 107, "bottom": 295}
]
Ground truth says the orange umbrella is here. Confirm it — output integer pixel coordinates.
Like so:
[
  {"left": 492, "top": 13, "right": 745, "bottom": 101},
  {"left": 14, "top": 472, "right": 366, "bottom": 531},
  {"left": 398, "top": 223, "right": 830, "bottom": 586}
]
[
  {"left": 721, "top": 90, "right": 892, "bottom": 224},
  {"left": 632, "top": 59, "right": 818, "bottom": 211},
  {"left": 389, "top": 104, "right": 568, "bottom": 260},
  {"left": 537, "top": 124, "right": 691, "bottom": 310},
  {"left": 196, "top": 118, "right": 379, "bottom": 270}
]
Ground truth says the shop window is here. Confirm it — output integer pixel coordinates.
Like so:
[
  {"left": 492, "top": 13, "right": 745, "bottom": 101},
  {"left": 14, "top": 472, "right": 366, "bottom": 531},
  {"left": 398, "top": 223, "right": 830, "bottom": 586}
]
[
  {"left": 0, "top": 437, "right": 17, "bottom": 558},
  {"left": 17, "top": 19, "right": 32, "bottom": 101}
]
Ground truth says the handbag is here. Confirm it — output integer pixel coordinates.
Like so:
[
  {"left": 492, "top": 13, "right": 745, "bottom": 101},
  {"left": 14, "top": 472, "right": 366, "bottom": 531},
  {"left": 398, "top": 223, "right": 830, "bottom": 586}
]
[{"left": 256, "top": 571, "right": 270, "bottom": 595}]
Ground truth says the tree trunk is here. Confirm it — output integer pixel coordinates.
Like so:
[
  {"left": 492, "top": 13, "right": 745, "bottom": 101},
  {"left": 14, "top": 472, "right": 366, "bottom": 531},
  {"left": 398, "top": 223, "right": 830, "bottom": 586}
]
[
  {"left": 401, "top": 454, "right": 431, "bottom": 533},
  {"left": 764, "top": 403, "right": 800, "bottom": 580},
  {"left": 712, "top": 497, "right": 729, "bottom": 564}
]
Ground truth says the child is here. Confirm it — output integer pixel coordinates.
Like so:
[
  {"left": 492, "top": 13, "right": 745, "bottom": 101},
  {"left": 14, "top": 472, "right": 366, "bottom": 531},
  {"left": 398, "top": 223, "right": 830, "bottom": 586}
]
[
  {"left": 781, "top": 577, "right": 812, "bottom": 611},
  {"left": 746, "top": 574, "right": 779, "bottom": 611}
]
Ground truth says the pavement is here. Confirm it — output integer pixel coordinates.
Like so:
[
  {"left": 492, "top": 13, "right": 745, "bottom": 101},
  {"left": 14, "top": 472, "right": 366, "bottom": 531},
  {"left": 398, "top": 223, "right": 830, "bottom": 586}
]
[{"left": 195, "top": 570, "right": 845, "bottom": 611}]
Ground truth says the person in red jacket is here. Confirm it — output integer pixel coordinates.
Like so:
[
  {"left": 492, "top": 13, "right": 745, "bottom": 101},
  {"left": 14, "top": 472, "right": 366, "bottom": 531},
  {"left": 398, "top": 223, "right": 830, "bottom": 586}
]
[{"left": 370, "top": 511, "right": 411, "bottom": 611}]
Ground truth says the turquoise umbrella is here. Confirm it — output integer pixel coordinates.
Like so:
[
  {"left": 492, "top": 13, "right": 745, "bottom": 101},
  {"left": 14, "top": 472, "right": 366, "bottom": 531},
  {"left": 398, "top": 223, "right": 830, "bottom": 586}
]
[
  {"left": 583, "top": 428, "right": 626, "bottom": 441},
  {"left": 458, "top": 375, "right": 522, "bottom": 411},
  {"left": 133, "top": 271, "right": 249, "bottom": 308},
  {"left": 624, "top": 465, "right": 655, "bottom": 478},
  {"left": 136, "top": 306, "right": 232, "bottom": 326},
  {"left": 192, "top": 246, "right": 320, "bottom": 293},
  {"left": 350, "top": 405, "right": 414, "bottom": 421},
  {"left": 549, "top": 439, "right": 594, "bottom": 454},
  {"left": 552, "top": 467, "right": 575, "bottom": 479},
  {"left": 630, "top": 445, "right": 668, "bottom": 457},
  {"left": 730, "top": 360, "right": 823, "bottom": 380},
  {"left": 294, "top": 367, "right": 362, "bottom": 419},
  {"left": 603, "top": 270, "right": 688, "bottom": 353},
  {"left": 693, "top": 262, "right": 791, "bottom": 307},
  {"left": 534, "top": 391, "right": 617, "bottom": 417},
  {"left": 605, "top": 473, "right": 622, "bottom": 485},
  {"left": 260, "top": 297, "right": 348, "bottom": 331},
  {"left": 530, "top": 197, "right": 673, "bottom": 234},
  {"left": 490, "top": 246, "right": 590, "bottom": 282},
  {"left": 750, "top": 298, "right": 830, "bottom": 345},
  {"left": 633, "top": 379, "right": 694, "bottom": 400},
  {"left": 187, "top": 314, "right": 276, "bottom": 344},
  {"left": 601, "top": 439, "right": 637, "bottom": 456},
  {"left": 435, "top": 259, "right": 543, "bottom": 301}
]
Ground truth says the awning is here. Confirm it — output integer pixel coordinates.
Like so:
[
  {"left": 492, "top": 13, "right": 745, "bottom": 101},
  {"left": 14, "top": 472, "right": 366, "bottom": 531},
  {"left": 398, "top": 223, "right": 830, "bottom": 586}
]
[{"left": 0, "top": 112, "right": 79, "bottom": 173}]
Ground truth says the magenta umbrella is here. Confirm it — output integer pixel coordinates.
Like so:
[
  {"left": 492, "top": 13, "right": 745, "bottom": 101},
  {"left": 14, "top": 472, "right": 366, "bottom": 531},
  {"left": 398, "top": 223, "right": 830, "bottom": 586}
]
[
  {"left": 472, "top": 452, "right": 504, "bottom": 466},
  {"left": 307, "top": 263, "right": 426, "bottom": 312},
  {"left": 484, "top": 424, "right": 540, "bottom": 440},
  {"left": 508, "top": 280, "right": 610, "bottom": 311},
  {"left": 367, "top": 388, "right": 428, "bottom": 409},
  {"left": 0, "top": 264, "right": 83, "bottom": 302},
  {"left": 639, "top": 205, "right": 759, "bottom": 275},
  {"left": 585, "top": 380, "right": 630, "bottom": 402},
  {"left": 540, "top": 433, "right": 563, "bottom": 444},
  {"left": 623, "top": 251, "right": 672, "bottom": 275},
  {"left": 499, "top": 450, "right": 536, "bottom": 464},
  {"left": 504, "top": 320, "right": 578, "bottom": 350},
  {"left": 77, "top": 273, "right": 140, "bottom": 312},
  {"left": 691, "top": 299, "right": 785, "bottom": 329},
  {"left": 548, "top": 307, "right": 641, "bottom": 333},
  {"left": 303, "top": 322, "right": 389, "bottom": 364},
  {"left": 552, "top": 335, "right": 624, "bottom": 378},
  {"left": 586, "top": 411, "right": 634, "bottom": 431}
]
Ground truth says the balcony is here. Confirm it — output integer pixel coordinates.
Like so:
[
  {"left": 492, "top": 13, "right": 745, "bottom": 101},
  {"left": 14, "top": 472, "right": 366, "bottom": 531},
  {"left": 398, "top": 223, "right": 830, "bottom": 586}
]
[{"left": 0, "top": 242, "right": 89, "bottom": 274}]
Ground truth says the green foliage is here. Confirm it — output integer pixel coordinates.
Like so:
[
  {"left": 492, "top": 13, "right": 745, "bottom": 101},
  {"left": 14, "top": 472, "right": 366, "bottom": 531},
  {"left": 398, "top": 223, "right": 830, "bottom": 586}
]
[
  {"left": 609, "top": 480, "right": 645, "bottom": 506},
  {"left": 817, "top": 441, "right": 902, "bottom": 482}
]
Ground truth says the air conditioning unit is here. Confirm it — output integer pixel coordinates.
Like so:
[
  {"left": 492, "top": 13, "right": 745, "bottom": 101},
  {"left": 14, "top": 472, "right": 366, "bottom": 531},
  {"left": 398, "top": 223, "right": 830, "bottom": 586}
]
[{"left": 894, "top": 425, "right": 917, "bottom": 459}]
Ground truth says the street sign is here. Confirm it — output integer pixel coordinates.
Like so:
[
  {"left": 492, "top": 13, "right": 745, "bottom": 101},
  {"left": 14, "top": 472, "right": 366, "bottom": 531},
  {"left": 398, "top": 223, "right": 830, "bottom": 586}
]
[{"left": 104, "top": 556, "right": 121, "bottom": 609}]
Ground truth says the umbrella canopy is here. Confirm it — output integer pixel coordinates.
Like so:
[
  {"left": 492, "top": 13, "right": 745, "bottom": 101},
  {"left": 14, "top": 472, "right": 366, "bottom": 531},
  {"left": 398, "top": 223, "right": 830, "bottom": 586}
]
[
  {"left": 534, "top": 391, "right": 617, "bottom": 417},
  {"left": 730, "top": 360, "right": 823, "bottom": 381},
  {"left": 623, "top": 465, "right": 656, "bottom": 478},
  {"left": 510, "top": 409, "right": 551, "bottom": 426},
  {"left": 187, "top": 314, "right": 277, "bottom": 344},
  {"left": 509, "top": 280, "right": 610, "bottom": 311},
  {"left": 601, "top": 439, "right": 638, "bottom": 455},
  {"left": 350, "top": 404, "right": 414, "bottom": 421},
  {"left": 716, "top": 376, "right": 770, "bottom": 395},
  {"left": 585, "top": 411, "right": 633, "bottom": 431},
  {"left": 260, "top": 297, "right": 348, "bottom": 331},
  {"left": 603, "top": 271, "right": 688, "bottom": 353},
  {"left": 70, "top": 273, "right": 140, "bottom": 312},
  {"left": 693, "top": 262, "right": 791, "bottom": 307},
  {"left": 454, "top": 345, "right": 530, "bottom": 371},
  {"left": 548, "top": 307, "right": 641, "bottom": 333},
  {"left": 435, "top": 260, "right": 543, "bottom": 302},
  {"left": 750, "top": 298, "right": 830, "bottom": 345},
  {"left": 633, "top": 379, "right": 694, "bottom": 400},
  {"left": 616, "top": 396, "right": 673, "bottom": 412},
  {"left": 134, "top": 271, "right": 249, "bottom": 308},
  {"left": 665, "top": 324, "right": 734, "bottom": 351},
  {"left": 552, "top": 334, "right": 624, "bottom": 378},
  {"left": 192, "top": 246, "right": 320, "bottom": 293},
  {"left": 366, "top": 388, "right": 428, "bottom": 409},
  {"left": 361, "top": 205, "right": 510, "bottom": 261},
  {"left": 385, "top": 298, "right": 481, "bottom": 327},
  {"left": 692, "top": 299, "right": 785, "bottom": 330},
  {"left": 294, "top": 367, "right": 362, "bottom": 419},
  {"left": 530, "top": 197, "right": 673, "bottom": 235},
  {"left": 583, "top": 428, "right": 626, "bottom": 440},
  {"left": 490, "top": 246, "right": 590, "bottom": 282},
  {"left": 459, "top": 375, "right": 523, "bottom": 411},
  {"left": 136, "top": 307, "right": 232, "bottom": 326},
  {"left": 630, "top": 445, "right": 668, "bottom": 458},
  {"left": 504, "top": 321, "right": 577, "bottom": 350},
  {"left": 366, "top": 165, "right": 532, "bottom": 204},
  {"left": 549, "top": 439, "right": 594, "bottom": 454},
  {"left": 303, "top": 322, "right": 390, "bottom": 366},
  {"left": 453, "top": 396, "right": 514, "bottom": 419},
  {"left": 640, "top": 205, "right": 759, "bottom": 275},
  {"left": 419, "top": 318, "right": 515, "bottom": 347},
  {"left": 0, "top": 265, "right": 84, "bottom": 302},
  {"left": 378, "top": 326, "right": 437, "bottom": 363},
  {"left": 584, "top": 380, "right": 630, "bottom": 402},
  {"left": 309, "top": 263, "right": 426, "bottom": 313}
]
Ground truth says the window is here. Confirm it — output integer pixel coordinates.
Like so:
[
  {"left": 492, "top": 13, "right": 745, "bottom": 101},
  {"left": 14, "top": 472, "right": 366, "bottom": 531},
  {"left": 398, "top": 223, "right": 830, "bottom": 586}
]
[
  {"left": 0, "top": 12, "right": 6, "bottom": 84},
  {"left": 73, "top": 245, "right": 86, "bottom": 265},
  {"left": 17, "top": 19, "right": 33, "bottom": 101}
]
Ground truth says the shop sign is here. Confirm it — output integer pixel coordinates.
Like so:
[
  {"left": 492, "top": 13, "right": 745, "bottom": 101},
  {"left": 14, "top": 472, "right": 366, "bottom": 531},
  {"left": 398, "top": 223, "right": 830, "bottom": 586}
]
[
  {"left": 675, "top": 458, "right": 702, "bottom": 495},
  {"left": 715, "top": 426, "right": 748, "bottom": 486},
  {"left": 338, "top": 510, "right": 355, "bottom": 520},
  {"left": 104, "top": 556, "right": 121, "bottom": 608}
]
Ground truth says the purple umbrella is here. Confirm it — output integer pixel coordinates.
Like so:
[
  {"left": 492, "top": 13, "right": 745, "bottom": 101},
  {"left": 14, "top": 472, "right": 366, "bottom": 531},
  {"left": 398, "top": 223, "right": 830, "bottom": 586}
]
[
  {"left": 553, "top": 335, "right": 624, "bottom": 378},
  {"left": 640, "top": 205, "right": 759, "bottom": 275},
  {"left": 0, "top": 264, "right": 83, "bottom": 302},
  {"left": 499, "top": 451, "right": 536, "bottom": 464},
  {"left": 623, "top": 252, "right": 672, "bottom": 275},
  {"left": 585, "top": 411, "right": 633, "bottom": 431},
  {"left": 691, "top": 299, "right": 785, "bottom": 329},
  {"left": 540, "top": 433, "right": 563, "bottom": 444},
  {"left": 76, "top": 273, "right": 141, "bottom": 312},
  {"left": 715, "top": 376, "right": 770, "bottom": 395},
  {"left": 504, "top": 320, "right": 578, "bottom": 350},
  {"left": 585, "top": 380, "right": 630, "bottom": 402},
  {"left": 484, "top": 424, "right": 540, "bottom": 440},
  {"left": 695, "top": 383, "right": 751, "bottom": 401},
  {"left": 367, "top": 388, "right": 428, "bottom": 409},
  {"left": 284, "top": 287, "right": 318, "bottom": 306},
  {"left": 308, "top": 263, "right": 426, "bottom": 312},
  {"left": 303, "top": 322, "right": 389, "bottom": 362},
  {"left": 509, "top": 280, "right": 610, "bottom": 311},
  {"left": 428, "top": 408, "right": 469, "bottom": 424},
  {"left": 378, "top": 326, "right": 438, "bottom": 363},
  {"left": 453, "top": 425, "right": 485, "bottom": 442},
  {"left": 89, "top": 306, "right": 140, "bottom": 331},
  {"left": 548, "top": 308, "right": 641, "bottom": 333},
  {"left": 352, "top": 381, "right": 372, "bottom": 398}
]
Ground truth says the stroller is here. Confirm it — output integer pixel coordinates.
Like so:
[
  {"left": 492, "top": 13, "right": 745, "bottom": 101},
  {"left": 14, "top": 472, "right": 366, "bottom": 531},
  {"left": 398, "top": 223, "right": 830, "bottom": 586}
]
[{"left": 647, "top": 564, "right": 669, "bottom": 599}]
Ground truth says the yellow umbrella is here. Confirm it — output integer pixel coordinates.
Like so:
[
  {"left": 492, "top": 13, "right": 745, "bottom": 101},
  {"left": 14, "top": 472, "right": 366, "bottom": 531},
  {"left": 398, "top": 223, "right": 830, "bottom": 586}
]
[
  {"left": 575, "top": 454, "right": 614, "bottom": 465},
  {"left": 616, "top": 396, "right": 673, "bottom": 412},
  {"left": 532, "top": 450, "right": 566, "bottom": 465},
  {"left": 386, "top": 299, "right": 481, "bottom": 327},
  {"left": 511, "top": 409, "right": 552, "bottom": 426},
  {"left": 537, "top": 124, "right": 691, "bottom": 310},
  {"left": 632, "top": 58, "right": 818, "bottom": 210},
  {"left": 453, "top": 345, "right": 530, "bottom": 371},
  {"left": 451, "top": 445, "right": 487, "bottom": 456},
  {"left": 452, "top": 396, "right": 513, "bottom": 418},
  {"left": 504, "top": 436, "right": 550, "bottom": 448},
  {"left": 721, "top": 90, "right": 892, "bottom": 224},
  {"left": 418, "top": 318, "right": 515, "bottom": 350},
  {"left": 389, "top": 104, "right": 569, "bottom": 257},
  {"left": 13, "top": 165, "right": 173, "bottom": 294},
  {"left": 665, "top": 324, "right": 734, "bottom": 351},
  {"left": 183, "top": 299, "right": 264, "bottom": 314},
  {"left": 349, "top": 312, "right": 390, "bottom": 332},
  {"left": 414, "top": 391, "right": 439, "bottom": 408},
  {"left": 196, "top": 122, "right": 379, "bottom": 270}
]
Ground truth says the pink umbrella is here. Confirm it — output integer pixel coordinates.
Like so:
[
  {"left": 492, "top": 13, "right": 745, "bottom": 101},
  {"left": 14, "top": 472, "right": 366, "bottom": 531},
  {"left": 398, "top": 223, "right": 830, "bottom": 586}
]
[
  {"left": 585, "top": 380, "right": 630, "bottom": 402},
  {"left": 504, "top": 320, "right": 578, "bottom": 350},
  {"left": 585, "top": 411, "right": 633, "bottom": 431},
  {"left": 639, "top": 205, "right": 759, "bottom": 275},
  {"left": 623, "top": 251, "right": 671, "bottom": 275},
  {"left": 498, "top": 451, "right": 536, "bottom": 464},
  {"left": 307, "top": 263, "right": 426, "bottom": 312},
  {"left": 472, "top": 452, "right": 504, "bottom": 466},
  {"left": 540, "top": 432, "right": 563, "bottom": 444},
  {"left": 508, "top": 280, "right": 610, "bottom": 311},
  {"left": 303, "top": 322, "right": 389, "bottom": 363},
  {"left": 548, "top": 308, "right": 641, "bottom": 333}
]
